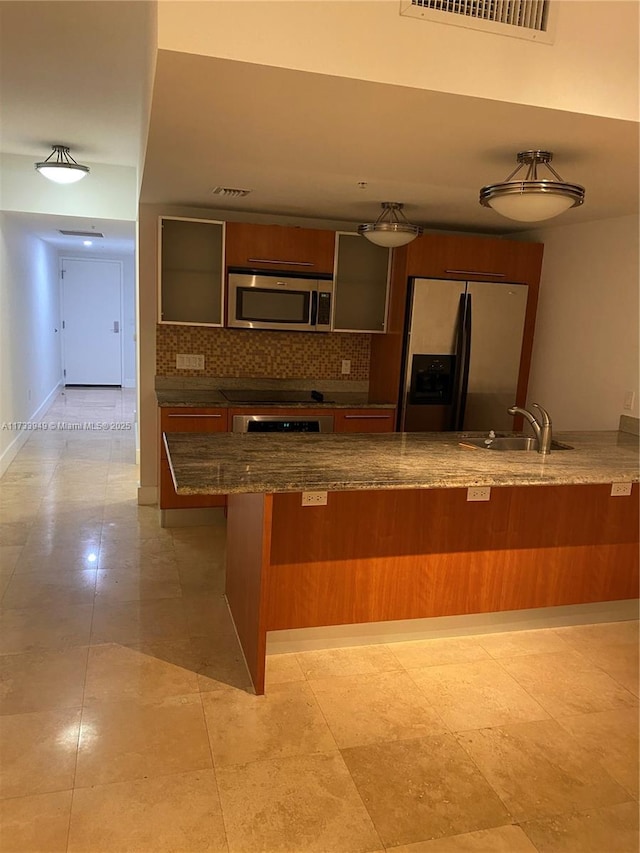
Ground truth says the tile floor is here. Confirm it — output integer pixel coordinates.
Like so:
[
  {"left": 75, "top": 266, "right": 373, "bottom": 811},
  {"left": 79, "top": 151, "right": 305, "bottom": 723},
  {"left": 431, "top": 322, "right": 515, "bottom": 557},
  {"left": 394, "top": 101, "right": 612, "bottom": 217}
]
[{"left": 0, "top": 388, "right": 638, "bottom": 853}]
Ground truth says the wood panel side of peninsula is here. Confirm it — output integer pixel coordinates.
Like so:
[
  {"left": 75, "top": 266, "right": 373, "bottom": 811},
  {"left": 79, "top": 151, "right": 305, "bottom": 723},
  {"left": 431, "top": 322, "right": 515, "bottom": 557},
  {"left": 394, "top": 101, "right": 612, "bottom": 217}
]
[{"left": 226, "top": 483, "right": 639, "bottom": 694}]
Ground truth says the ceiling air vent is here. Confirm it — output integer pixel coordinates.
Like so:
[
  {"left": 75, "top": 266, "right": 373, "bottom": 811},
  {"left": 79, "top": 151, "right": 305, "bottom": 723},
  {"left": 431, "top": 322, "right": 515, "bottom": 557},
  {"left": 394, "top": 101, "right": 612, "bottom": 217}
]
[
  {"left": 211, "top": 186, "right": 252, "bottom": 198},
  {"left": 400, "top": 0, "right": 555, "bottom": 43},
  {"left": 59, "top": 230, "right": 104, "bottom": 238}
]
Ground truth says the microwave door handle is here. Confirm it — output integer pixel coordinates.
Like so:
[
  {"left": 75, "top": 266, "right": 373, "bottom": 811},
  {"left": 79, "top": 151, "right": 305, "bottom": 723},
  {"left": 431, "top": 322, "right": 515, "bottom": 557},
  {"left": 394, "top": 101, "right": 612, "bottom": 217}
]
[{"left": 310, "top": 290, "right": 318, "bottom": 326}]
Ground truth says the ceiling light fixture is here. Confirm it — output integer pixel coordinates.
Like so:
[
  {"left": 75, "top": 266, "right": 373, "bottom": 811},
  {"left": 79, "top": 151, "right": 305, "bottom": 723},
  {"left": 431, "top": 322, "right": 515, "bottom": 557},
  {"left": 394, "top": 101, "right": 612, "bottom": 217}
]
[
  {"left": 479, "top": 150, "right": 585, "bottom": 222},
  {"left": 358, "top": 202, "right": 423, "bottom": 248},
  {"left": 35, "top": 145, "right": 90, "bottom": 184}
]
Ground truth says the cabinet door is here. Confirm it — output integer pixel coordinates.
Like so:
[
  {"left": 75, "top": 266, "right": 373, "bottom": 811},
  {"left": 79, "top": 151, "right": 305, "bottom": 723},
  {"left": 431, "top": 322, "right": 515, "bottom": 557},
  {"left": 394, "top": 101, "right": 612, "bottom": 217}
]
[
  {"left": 159, "top": 407, "right": 228, "bottom": 509},
  {"left": 333, "top": 233, "right": 390, "bottom": 333},
  {"left": 225, "top": 222, "right": 335, "bottom": 274},
  {"left": 335, "top": 409, "right": 396, "bottom": 433},
  {"left": 159, "top": 217, "right": 225, "bottom": 326}
]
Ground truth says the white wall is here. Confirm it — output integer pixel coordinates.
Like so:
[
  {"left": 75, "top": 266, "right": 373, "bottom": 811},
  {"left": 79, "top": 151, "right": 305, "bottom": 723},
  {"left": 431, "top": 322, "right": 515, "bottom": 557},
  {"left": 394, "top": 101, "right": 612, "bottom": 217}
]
[
  {"left": 524, "top": 214, "right": 639, "bottom": 430},
  {"left": 158, "top": 0, "right": 639, "bottom": 121},
  {"left": 0, "top": 213, "right": 63, "bottom": 473}
]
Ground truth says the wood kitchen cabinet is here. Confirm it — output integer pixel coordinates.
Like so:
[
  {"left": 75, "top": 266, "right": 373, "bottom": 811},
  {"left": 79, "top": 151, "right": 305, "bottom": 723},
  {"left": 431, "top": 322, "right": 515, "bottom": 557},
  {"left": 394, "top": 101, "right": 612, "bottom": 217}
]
[
  {"left": 225, "top": 222, "right": 335, "bottom": 275},
  {"left": 159, "top": 407, "right": 228, "bottom": 509},
  {"left": 334, "top": 409, "right": 395, "bottom": 432},
  {"left": 332, "top": 232, "right": 391, "bottom": 333},
  {"left": 159, "top": 217, "right": 225, "bottom": 326},
  {"left": 368, "top": 232, "right": 544, "bottom": 406}
]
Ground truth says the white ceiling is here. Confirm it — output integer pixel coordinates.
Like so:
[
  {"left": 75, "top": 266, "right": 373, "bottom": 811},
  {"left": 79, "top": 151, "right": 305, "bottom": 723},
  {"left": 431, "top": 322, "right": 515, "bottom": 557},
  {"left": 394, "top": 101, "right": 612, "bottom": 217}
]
[{"left": 1, "top": 1, "right": 639, "bottom": 247}]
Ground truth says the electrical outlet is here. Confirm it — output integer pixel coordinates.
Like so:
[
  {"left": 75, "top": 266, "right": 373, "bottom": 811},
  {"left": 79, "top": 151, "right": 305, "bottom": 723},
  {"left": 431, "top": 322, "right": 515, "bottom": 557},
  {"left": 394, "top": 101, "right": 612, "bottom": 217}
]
[
  {"left": 341, "top": 359, "right": 351, "bottom": 375},
  {"left": 623, "top": 390, "right": 635, "bottom": 411},
  {"left": 301, "top": 491, "right": 328, "bottom": 506},
  {"left": 467, "top": 486, "right": 491, "bottom": 502},
  {"left": 611, "top": 482, "right": 632, "bottom": 497},
  {"left": 176, "top": 354, "right": 205, "bottom": 370}
]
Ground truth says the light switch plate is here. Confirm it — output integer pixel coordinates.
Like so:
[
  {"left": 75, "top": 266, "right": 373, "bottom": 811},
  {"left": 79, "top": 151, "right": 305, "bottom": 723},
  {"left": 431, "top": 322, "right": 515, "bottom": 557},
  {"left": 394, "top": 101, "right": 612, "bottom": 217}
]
[{"left": 302, "top": 491, "right": 328, "bottom": 506}]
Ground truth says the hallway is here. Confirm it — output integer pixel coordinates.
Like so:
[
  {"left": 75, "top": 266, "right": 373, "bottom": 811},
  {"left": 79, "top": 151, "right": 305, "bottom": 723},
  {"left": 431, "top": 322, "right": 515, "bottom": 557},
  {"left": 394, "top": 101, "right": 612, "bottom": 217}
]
[{"left": 0, "top": 388, "right": 638, "bottom": 852}]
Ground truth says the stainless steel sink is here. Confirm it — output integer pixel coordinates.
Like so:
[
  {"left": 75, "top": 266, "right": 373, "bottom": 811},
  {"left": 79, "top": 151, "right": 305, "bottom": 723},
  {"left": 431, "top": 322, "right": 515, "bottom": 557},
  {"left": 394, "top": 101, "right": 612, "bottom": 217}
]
[{"left": 459, "top": 437, "right": 573, "bottom": 452}]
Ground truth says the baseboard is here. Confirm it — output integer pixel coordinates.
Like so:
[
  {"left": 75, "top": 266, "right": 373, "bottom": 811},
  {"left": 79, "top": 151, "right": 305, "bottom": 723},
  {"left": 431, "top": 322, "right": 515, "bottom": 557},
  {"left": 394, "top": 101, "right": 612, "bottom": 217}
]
[
  {"left": 266, "top": 599, "right": 640, "bottom": 655},
  {"left": 0, "top": 380, "right": 62, "bottom": 478},
  {"left": 160, "top": 507, "right": 226, "bottom": 527},
  {"left": 137, "top": 485, "right": 158, "bottom": 506}
]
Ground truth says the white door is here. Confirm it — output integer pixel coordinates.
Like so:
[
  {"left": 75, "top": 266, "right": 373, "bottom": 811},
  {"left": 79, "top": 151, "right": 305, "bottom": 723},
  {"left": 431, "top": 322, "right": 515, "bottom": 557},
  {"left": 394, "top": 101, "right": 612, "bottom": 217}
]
[{"left": 61, "top": 258, "right": 123, "bottom": 385}]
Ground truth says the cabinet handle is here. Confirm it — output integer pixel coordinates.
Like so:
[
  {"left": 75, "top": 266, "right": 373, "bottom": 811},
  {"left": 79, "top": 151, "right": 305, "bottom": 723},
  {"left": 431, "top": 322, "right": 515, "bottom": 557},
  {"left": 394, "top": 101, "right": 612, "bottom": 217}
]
[
  {"left": 344, "top": 414, "right": 392, "bottom": 419},
  {"left": 247, "top": 258, "right": 314, "bottom": 266},
  {"left": 166, "top": 414, "right": 223, "bottom": 419},
  {"left": 444, "top": 269, "right": 506, "bottom": 277}
]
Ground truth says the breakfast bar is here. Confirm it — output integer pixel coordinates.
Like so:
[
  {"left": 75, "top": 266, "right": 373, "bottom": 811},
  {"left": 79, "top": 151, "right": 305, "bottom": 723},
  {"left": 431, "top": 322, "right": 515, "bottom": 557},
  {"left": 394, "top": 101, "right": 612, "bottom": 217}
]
[{"left": 164, "top": 430, "right": 639, "bottom": 693}]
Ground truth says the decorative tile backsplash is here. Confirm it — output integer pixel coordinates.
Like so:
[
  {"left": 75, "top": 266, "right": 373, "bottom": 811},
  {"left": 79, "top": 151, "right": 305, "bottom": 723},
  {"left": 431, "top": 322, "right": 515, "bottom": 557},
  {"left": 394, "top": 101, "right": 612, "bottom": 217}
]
[{"left": 156, "top": 325, "right": 371, "bottom": 380}]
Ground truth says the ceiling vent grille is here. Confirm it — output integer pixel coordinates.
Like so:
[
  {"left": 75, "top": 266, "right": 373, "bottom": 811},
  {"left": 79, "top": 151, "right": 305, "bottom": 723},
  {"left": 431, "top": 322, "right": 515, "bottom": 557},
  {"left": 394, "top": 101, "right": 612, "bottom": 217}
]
[
  {"left": 400, "top": 0, "right": 555, "bottom": 42},
  {"left": 59, "top": 230, "right": 104, "bottom": 238},
  {"left": 211, "top": 186, "right": 252, "bottom": 198}
]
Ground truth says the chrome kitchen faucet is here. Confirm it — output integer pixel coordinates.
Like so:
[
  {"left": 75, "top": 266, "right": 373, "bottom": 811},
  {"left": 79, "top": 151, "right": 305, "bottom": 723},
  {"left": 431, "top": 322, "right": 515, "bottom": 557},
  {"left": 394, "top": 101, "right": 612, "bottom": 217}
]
[{"left": 507, "top": 403, "right": 553, "bottom": 454}]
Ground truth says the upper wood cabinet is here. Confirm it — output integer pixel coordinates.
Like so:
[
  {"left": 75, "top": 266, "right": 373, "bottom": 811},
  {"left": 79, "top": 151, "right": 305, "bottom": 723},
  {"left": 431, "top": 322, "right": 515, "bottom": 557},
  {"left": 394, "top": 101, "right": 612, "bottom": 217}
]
[
  {"left": 225, "top": 222, "right": 335, "bottom": 274},
  {"left": 159, "top": 217, "right": 225, "bottom": 326},
  {"left": 332, "top": 232, "right": 391, "bottom": 333}
]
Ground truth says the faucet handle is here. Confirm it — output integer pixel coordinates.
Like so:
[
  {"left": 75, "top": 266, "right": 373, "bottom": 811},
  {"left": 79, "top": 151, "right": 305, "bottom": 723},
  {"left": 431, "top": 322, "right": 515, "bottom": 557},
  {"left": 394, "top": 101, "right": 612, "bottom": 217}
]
[{"left": 531, "top": 403, "right": 551, "bottom": 426}]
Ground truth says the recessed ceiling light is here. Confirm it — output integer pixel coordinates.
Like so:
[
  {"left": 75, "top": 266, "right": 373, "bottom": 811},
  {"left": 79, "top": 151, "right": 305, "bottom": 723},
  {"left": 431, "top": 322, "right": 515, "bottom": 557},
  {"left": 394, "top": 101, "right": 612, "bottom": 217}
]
[{"left": 83, "top": 240, "right": 93, "bottom": 246}]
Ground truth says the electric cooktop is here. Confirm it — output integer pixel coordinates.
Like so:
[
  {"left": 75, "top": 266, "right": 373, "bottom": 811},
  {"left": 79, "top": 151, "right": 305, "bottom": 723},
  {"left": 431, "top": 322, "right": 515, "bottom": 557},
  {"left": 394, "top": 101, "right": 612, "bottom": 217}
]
[{"left": 220, "top": 389, "right": 334, "bottom": 404}]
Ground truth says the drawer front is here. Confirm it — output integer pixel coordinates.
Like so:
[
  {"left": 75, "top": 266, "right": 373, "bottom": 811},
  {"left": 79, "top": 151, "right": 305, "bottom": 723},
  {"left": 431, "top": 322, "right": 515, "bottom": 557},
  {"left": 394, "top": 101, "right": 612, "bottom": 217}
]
[
  {"left": 335, "top": 409, "right": 396, "bottom": 433},
  {"left": 160, "top": 407, "right": 228, "bottom": 509}
]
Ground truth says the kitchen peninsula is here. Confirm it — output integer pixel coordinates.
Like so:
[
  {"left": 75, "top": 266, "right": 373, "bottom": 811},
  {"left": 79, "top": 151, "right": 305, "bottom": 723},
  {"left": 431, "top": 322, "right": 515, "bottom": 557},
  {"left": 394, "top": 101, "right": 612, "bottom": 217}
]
[{"left": 164, "top": 430, "right": 639, "bottom": 694}]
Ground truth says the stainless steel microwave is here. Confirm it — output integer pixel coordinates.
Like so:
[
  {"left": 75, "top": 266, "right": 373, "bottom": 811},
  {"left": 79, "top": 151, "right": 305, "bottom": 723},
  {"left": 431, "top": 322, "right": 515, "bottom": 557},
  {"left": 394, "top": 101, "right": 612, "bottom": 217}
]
[{"left": 227, "top": 272, "right": 333, "bottom": 332}]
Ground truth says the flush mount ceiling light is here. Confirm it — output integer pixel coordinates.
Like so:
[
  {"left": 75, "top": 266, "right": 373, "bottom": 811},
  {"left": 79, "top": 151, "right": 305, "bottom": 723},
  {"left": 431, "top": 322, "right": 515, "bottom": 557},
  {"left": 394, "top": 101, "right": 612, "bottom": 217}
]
[
  {"left": 479, "top": 150, "right": 585, "bottom": 222},
  {"left": 35, "top": 145, "right": 90, "bottom": 184},
  {"left": 358, "top": 202, "right": 423, "bottom": 248}
]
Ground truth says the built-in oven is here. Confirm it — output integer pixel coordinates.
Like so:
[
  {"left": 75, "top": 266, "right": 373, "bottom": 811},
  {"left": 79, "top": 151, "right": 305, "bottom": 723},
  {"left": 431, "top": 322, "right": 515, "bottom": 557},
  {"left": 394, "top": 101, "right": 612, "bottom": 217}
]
[
  {"left": 227, "top": 271, "right": 333, "bottom": 332},
  {"left": 232, "top": 415, "right": 334, "bottom": 433}
]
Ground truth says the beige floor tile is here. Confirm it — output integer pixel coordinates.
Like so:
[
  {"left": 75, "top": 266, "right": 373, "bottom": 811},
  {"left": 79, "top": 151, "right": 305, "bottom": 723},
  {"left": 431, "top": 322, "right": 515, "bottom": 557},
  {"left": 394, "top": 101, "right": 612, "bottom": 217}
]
[
  {"left": 182, "top": 594, "right": 236, "bottom": 638},
  {"left": 202, "top": 680, "right": 336, "bottom": 767},
  {"left": 84, "top": 642, "right": 200, "bottom": 703},
  {"left": 68, "top": 770, "right": 227, "bottom": 853},
  {"left": 388, "top": 636, "right": 490, "bottom": 669},
  {"left": 1, "top": 568, "right": 97, "bottom": 609},
  {"left": 94, "top": 567, "right": 182, "bottom": 602},
  {"left": 554, "top": 620, "right": 639, "bottom": 652},
  {"left": 385, "top": 824, "right": 538, "bottom": 852},
  {"left": 477, "top": 628, "right": 574, "bottom": 658},
  {"left": 456, "top": 718, "right": 631, "bottom": 821},
  {"left": 501, "top": 649, "right": 638, "bottom": 717},
  {"left": 265, "top": 652, "right": 306, "bottom": 685},
  {"left": 0, "top": 603, "right": 93, "bottom": 654},
  {"left": 295, "top": 644, "right": 401, "bottom": 680},
  {"left": 0, "top": 544, "right": 22, "bottom": 573},
  {"left": 177, "top": 561, "right": 226, "bottom": 595},
  {"left": 75, "top": 693, "right": 211, "bottom": 787},
  {"left": 341, "top": 734, "right": 509, "bottom": 848},
  {"left": 90, "top": 598, "right": 189, "bottom": 645},
  {"left": 408, "top": 659, "right": 549, "bottom": 731},
  {"left": 0, "top": 789, "right": 72, "bottom": 853},
  {"left": 309, "top": 670, "right": 448, "bottom": 748},
  {"left": 577, "top": 641, "right": 639, "bottom": 696},
  {"left": 191, "top": 635, "right": 254, "bottom": 693},
  {"left": 556, "top": 708, "right": 639, "bottom": 798},
  {"left": 521, "top": 801, "right": 639, "bottom": 853},
  {"left": 13, "top": 546, "right": 101, "bottom": 574},
  {"left": 0, "top": 707, "right": 81, "bottom": 798},
  {"left": 0, "top": 522, "right": 31, "bottom": 547},
  {"left": 0, "top": 646, "right": 88, "bottom": 715},
  {"left": 217, "top": 750, "right": 381, "bottom": 853}
]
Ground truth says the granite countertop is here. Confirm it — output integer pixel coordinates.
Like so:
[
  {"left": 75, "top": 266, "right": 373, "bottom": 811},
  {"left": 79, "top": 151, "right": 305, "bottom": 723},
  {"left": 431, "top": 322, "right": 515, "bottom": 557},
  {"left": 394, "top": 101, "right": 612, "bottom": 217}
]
[
  {"left": 156, "top": 389, "right": 395, "bottom": 409},
  {"left": 163, "top": 430, "right": 639, "bottom": 495}
]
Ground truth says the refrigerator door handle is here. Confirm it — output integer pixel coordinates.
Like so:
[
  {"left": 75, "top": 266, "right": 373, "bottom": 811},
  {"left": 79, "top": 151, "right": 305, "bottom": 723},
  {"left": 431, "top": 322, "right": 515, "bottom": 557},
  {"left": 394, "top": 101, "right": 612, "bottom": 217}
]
[
  {"left": 449, "top": 292, "right": 467, "bottom": 430},
  {"left": 457, "top": 293, "right": 473, "bottom": 430}
]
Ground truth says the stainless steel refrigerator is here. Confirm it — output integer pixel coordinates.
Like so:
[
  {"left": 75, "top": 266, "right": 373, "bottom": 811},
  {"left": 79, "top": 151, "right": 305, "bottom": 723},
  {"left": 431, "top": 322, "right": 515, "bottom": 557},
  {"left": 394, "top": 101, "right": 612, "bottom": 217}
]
[{"left": 399, "top": 278, "right": 529, "bottom": 432}]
